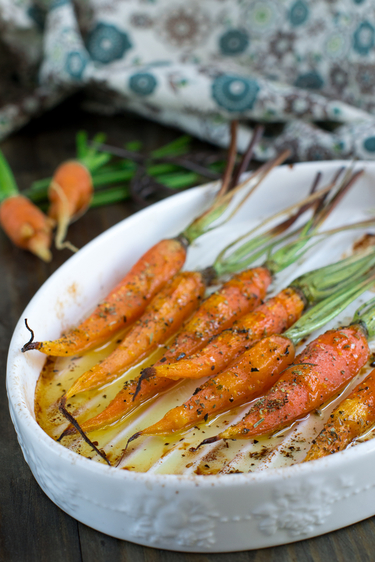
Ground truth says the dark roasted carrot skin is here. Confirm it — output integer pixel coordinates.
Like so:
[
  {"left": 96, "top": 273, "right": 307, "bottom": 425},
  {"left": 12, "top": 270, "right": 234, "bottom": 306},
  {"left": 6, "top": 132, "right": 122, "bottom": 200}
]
[
  {"left": 150, "top": 287, "right": 305, "bottom": 380},
  {"left": 64, "top": 271, "right": 205, "bottom": 398},
  {"left": 305, "top": 369, "right": 375, "bottom": 460},
  {"left": 221, "top": 324, "right": 369, "bottom": 440},
  {"left": 140, "top": 335, "right": 295, "bottom": 436},
  {"left": 28, "top": 238, "right": 187, "bottom": 356}
]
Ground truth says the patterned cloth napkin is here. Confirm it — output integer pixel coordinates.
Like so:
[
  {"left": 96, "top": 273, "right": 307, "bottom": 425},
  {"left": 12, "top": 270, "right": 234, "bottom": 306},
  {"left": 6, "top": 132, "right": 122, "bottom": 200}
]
[{"left": 2, "top": 0, "right": 375, "bottom": 160}]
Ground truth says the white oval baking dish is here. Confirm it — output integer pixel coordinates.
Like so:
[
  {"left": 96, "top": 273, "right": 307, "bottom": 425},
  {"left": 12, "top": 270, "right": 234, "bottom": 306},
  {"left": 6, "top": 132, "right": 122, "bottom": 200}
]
[{"left": 7, "top": 161, "right": 375, "bottom": 552}]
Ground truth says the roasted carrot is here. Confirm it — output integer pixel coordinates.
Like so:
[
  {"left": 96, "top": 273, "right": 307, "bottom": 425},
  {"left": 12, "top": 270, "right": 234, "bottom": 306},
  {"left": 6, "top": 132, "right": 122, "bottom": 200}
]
[
  {"left": 127, "top": 271, "right": 374, "bottom": 442},
  {"left": 24, "top": 127, "right": 287, "bottom": 357},
  {"left": 146, "top": 247, "right": 375, "bottom": 382},
  {"left": 23, "top": 237, "right": 187, "bottom": 356},
  {"left": 59, "top": 266, "right": 271, "bottom": 436},
  {"left": 304, "top": 368, "right": 375, "bottom": 461},
  {"left": 62, "top": 271, "right": 205, "bottom": 400},
  {"left": 135, "top": 335, "right": 294, "bottom": 437},
  {"left": 0, "top": 150, "right": 53, "bottom": 261},
  {"left": 219, "top": 326, "right": 368, "bottom": 440},
  {"left": 146, "top": 287, "right": 304, "bottom": 381},
  {"left": 63, "top": 249, "right": 375, "bottom": 440},
  {"left": 166, "top": 268, "right": 272, "bottom": 356},
  {"left": 209, "top": 292, "right": 375, "bottom": 443}
]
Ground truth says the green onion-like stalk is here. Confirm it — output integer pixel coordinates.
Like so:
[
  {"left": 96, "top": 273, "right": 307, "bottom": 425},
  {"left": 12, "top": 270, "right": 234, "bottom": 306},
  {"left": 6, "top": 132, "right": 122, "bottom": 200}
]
[
  {"left": 291, "top": 249, "right": 375, "bottom": 306},
  {"left": 352, "top": 295, "right": 375, "bottom": 339},
  {"left": 0, "top": 149, "right": 19, "bottom": 202},
  {"left": 286, "top": 272, "right": 375, "bottom": 346}
]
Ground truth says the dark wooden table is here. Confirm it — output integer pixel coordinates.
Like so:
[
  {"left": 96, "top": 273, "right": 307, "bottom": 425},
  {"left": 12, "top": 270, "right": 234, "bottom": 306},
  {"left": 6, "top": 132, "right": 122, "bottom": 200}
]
[{"left": 1, "top": 100, "right": 375, "bottom": 561}]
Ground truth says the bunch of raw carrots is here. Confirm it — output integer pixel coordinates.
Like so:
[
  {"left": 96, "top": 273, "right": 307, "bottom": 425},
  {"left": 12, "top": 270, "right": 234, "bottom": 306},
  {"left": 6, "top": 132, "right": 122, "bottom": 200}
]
[
  {"left": 23, "top": 124, "right": 375, "bottom": 469},
  {"left": 0, "top": 131, "right": 230, "bottom": 261}
]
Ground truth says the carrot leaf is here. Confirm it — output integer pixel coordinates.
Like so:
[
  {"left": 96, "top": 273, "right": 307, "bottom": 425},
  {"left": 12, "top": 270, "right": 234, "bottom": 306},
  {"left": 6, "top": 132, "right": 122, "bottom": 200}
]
[{"left": 0, "top": 149, "right": 19, "bottom": 202}]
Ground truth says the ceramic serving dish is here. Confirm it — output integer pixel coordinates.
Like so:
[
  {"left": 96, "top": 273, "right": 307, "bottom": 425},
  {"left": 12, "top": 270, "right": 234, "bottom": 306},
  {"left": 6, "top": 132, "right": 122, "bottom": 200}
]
[{"left": 7, "top": 161, "right": 375, "bottom": 552}]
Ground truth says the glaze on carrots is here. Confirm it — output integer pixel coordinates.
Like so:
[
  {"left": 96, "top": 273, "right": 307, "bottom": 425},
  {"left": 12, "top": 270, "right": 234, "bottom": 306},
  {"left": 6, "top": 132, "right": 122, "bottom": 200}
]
[
  {"left": 127, "top": 272, "right": 373, "bottom": 442},
  {"left": 145, "top": 249, "right": 375, "bottom": 382},
  {"left": 304, "top": 369, "right": 375, "bottom": 461},
  {"left": 135, "top": 335, "right": 295, "bottom": 437},
  {"left": 219, "top": 324, "right": 369, "bottom": 441},
  {"left": 61, "top": 248, "right": 375, "bottom": 439},
  {"left": 62, "top": 271, "right": 205, "bottom": 400},
  {"left": 145, "top": 287, "right": 304, "bottom": 381},
  {"left": 23, "top": 237, "right": 187, "bottom": 356},
  {"left": 59, "top": 267, "right": 271, "bottom": 436}
]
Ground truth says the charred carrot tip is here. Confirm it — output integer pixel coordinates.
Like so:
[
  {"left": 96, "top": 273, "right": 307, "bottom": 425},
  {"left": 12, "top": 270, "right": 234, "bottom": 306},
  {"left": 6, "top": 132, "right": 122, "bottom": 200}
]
[
  {"left": 21, "top": 319, "right": 38, "bottom": 352},
  {"left": 190, "top": 435, "right": 220, "bottom": 452},
  {"left": 128, "top": 431, "right": 142, "bottom": 445},
  {"left": 56, "top": 428, "right": 69, "bottom": 442},
  {"left": 116, "top": 431, "right": 143, "bottom": 467},
  {"left": 132, "top": 368, "right": 154, "bottom": 401},
  {"left": 58, "top": 401, "right": 111, "bottom": 466}
]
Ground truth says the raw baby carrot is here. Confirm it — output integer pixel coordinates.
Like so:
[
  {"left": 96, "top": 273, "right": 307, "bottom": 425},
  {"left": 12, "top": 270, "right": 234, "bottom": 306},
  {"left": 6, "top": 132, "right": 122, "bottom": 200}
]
[
  {"left": 61, "top": 271, "right": 205, "bottom": 400},
  {"left": 208, "top": 290, "right": 375, "bottom": 443},
  {"left": 127, "top": 269, "right": 375, "bottom": 442},
  {"left": 304, "top": 368, "right": 375, "bottom": 461},
  {"left": 0, "top": 150, "right": 53, "bottom": 261},
  {"left": 48, "top": 160, "right": 93, "bottom": 251}
]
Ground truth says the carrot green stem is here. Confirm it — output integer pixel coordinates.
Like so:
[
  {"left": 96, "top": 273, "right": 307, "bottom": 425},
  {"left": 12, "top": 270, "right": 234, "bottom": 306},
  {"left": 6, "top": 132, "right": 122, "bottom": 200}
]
[
  {"left": 0, "top": 149, "right": 19, "bottom": 202},
  {"left": 352, "top": 295, "right": 375, "bottom": 338},
  {"left": 286, "top": 272, "right": 375, "bottom": 346},
  {"left": 90, "top": 185, "right": 129, "bottom": 207},
  {"left": 291, "top": 249, "right": 375, "bottom": 306},
  {"left": 76, "top": 131, "right": 112, "bottom": 172},
  {"left": 182, "top": 149, "right": 290, "bottom": 244}
]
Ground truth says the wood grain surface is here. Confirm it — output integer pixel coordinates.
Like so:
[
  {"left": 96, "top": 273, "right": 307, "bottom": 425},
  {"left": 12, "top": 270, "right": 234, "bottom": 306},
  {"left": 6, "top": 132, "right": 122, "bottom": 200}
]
[{"left": 1, "top": 97, "right": 375, "bottom": 561}]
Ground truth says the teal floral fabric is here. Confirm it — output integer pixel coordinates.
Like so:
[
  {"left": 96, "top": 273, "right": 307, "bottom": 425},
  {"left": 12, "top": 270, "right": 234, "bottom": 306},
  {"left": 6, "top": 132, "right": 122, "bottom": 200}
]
[{"left": 2, "top": 0, "right": 375, "bottom": 160}]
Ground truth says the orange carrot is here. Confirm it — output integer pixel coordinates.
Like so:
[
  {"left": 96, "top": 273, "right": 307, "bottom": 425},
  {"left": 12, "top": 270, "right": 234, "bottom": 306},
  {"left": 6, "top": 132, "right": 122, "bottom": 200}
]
[
  {"left": 304, "top": 369, "right": 375, "bottom": 460},
  {"left": 62, "top": 271, "right": 205, "bottom": 400},
  {"left": 0, "top": 195, "right": 53, "bottom": 262},
  {"left": 123, "top": 276, "right": 375, "bottom": 454},
  {"left": 59, "top": 267, "right": 271, "bottom": 436},
  {"left": 61, "top": 250, "right": 375, "bottom": 440},
  {"left": 146, "top": 287, "right": 304, "bottom": 381},
  {"left": 154, "top": 267, "right": 272, "bottom": 363},
  {"left": 23, "top": 238, "right": 187, "bottom": 356},
  {"left": 0, "top": 150, "right": 54, "bottom": 261},
  {"left": 218, "top": 325, "right": 369, "bottom": 440},
  {"left": 48, "top": 160, "right": 93, "bottom": 251},
  {"left": 24, "top": 126, "right": 279, "bottom": 357},
  {"left": 136, "top": 335, "right": 295, "bottom": 437}
]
